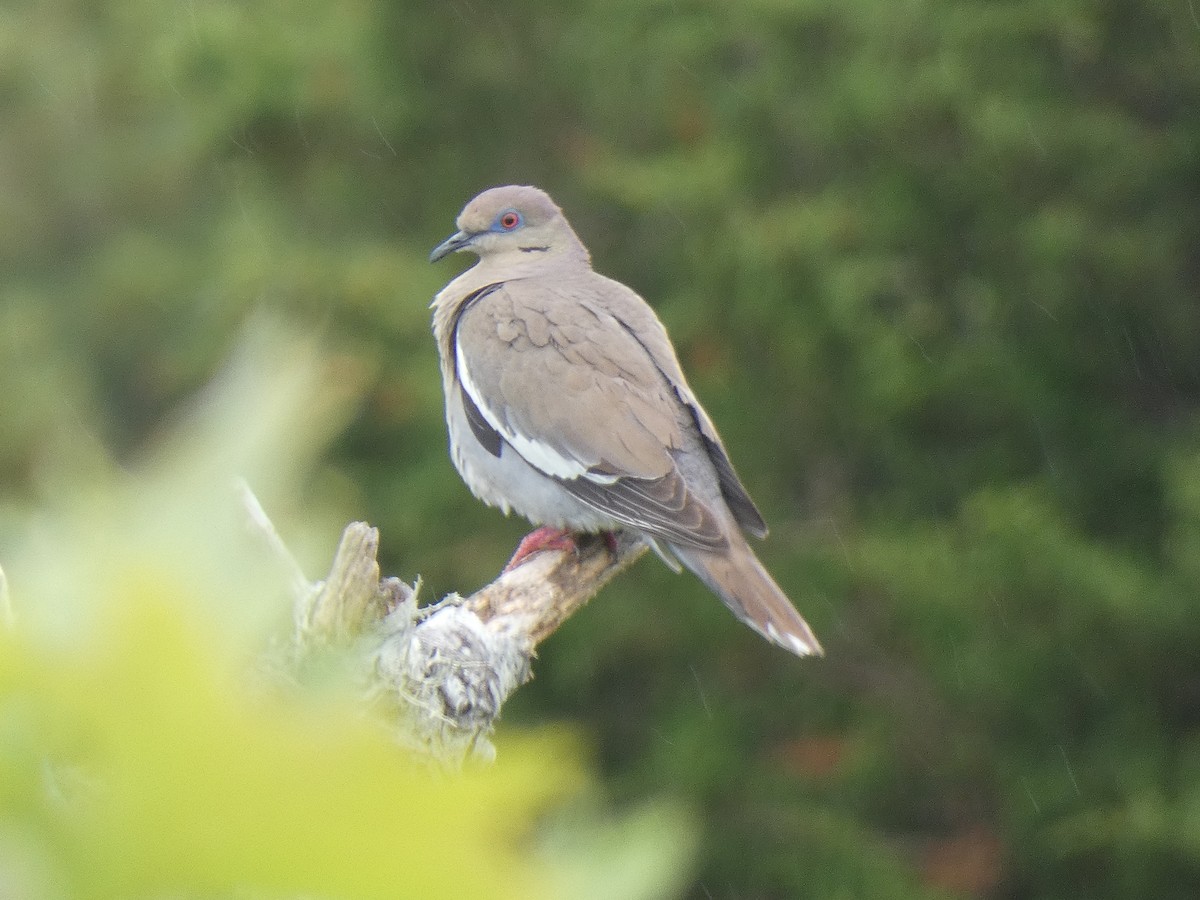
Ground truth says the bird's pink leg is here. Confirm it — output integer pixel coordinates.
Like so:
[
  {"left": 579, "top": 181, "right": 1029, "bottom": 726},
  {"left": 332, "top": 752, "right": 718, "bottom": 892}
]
[{"left": 503, "top": 526, "right": 578, "bottom": 572}]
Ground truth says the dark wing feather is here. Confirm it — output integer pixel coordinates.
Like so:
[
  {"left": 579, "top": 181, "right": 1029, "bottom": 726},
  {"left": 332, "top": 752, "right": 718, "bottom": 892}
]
[
  {"left": 557, "top": 467, "right": 728, "bottom": 551},
  {"left": 693, "top": 424, "right": 768, "bottom": 538},
  {"left": 461, "top": 381, "right": 503, "bottom": 457}
]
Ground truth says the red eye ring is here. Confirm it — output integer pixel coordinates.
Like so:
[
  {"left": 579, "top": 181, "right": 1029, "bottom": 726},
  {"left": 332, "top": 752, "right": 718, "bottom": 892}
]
[{"left": 499, "top": 211, "right": 521, "bottom": 230}]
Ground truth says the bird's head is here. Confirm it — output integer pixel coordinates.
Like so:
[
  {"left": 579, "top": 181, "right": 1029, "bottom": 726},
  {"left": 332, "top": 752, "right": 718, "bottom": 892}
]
[{"left": 430, "top": 185, "right": 589, "bottom": 265}]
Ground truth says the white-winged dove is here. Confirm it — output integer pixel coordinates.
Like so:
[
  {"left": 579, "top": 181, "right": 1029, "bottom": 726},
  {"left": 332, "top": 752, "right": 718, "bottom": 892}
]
[{"left": 429, "top": 185, "right": 822, "bottom": 657}]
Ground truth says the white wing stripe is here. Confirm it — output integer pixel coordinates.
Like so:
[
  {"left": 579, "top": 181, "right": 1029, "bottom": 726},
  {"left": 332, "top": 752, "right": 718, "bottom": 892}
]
[{"left": 456, "top": 342, "right": 617, "bottom": 484}]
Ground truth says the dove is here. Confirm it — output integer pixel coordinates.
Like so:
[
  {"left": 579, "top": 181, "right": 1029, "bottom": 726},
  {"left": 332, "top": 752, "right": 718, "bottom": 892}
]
[{"left": 429, "top": 185, "right": 821, "bottom": 657}]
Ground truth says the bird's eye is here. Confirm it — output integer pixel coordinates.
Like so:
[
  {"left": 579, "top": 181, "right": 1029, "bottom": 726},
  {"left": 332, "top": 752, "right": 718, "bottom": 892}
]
[{"left": 498, "top": 210, "right": 522, "bottom": 230}]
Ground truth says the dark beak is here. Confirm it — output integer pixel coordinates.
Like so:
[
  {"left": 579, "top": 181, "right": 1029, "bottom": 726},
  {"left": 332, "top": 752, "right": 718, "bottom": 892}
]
[{"left": 429, "top": 229, "right": 476, "bottom": 263}]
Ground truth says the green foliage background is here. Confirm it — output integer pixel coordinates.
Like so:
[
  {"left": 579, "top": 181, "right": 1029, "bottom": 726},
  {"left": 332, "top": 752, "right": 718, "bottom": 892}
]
[{"left": 2, "top": 0, "right": 1199, "bottom": 896}]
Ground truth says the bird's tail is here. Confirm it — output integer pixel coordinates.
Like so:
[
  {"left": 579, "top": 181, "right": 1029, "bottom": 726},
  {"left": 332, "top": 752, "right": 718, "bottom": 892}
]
[{"left": 673, "top": 538, "right": 823, "bottom": 658}]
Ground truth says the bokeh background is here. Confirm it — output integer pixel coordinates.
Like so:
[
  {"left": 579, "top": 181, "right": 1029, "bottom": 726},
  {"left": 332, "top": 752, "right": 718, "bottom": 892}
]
[{"left": 2, "top": 1, "right": 1200, "bottom": 897}]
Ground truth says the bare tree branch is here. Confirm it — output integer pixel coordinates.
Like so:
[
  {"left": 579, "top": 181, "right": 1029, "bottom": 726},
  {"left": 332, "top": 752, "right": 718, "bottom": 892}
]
[{"left": 242, "top": 487, "right": 646, "bottom": 764}]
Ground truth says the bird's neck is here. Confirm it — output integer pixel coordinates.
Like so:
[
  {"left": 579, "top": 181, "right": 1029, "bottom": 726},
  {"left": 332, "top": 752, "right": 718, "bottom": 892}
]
[{"left": 441, "top": 245, "right": 588, "bottom": 296}]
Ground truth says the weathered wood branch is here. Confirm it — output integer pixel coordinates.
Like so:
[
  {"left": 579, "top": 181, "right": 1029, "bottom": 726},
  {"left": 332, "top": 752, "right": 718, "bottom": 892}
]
[{"left": 243, "top": 486, "right": 646, "bottom": 764}]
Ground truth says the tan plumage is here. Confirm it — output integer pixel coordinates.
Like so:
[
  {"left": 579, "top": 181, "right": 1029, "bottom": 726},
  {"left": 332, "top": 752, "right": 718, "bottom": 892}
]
[{"left": 430, "top": 185, "right": 822, "bottom": 657}]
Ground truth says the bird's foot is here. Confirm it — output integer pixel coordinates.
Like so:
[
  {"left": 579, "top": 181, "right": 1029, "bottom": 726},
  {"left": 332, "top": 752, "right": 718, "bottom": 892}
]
[{"left": 503, "top": 526, "right": 578, "bottom": 572}]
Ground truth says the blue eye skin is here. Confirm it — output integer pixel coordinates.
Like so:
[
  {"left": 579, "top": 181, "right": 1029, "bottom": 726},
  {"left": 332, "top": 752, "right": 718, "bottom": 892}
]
[{"left": 494, "top": 209, "right": 523, "bottom": 231}]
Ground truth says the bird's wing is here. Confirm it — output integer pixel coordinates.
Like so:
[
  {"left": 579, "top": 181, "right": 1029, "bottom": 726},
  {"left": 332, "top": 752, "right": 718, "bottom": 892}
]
[
  {"left": 584, "top": 275, "right": 769, "bottom": 538},
  {"left": 451, "top": 279, "right": 728, "bottom": 550}
]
